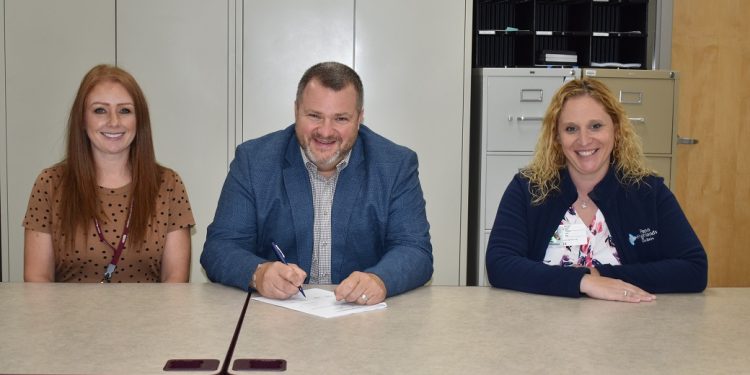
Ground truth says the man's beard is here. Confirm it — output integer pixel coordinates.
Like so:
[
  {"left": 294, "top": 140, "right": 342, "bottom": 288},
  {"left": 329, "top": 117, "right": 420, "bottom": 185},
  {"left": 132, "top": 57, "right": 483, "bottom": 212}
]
[{"left": 303, "top": 144, "right": 341, "bottom": 171}]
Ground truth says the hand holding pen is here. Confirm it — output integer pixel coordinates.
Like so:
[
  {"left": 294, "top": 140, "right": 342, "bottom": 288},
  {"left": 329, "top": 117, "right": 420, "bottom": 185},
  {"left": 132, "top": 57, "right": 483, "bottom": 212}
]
[{"left": 271, "top": 242, "right": 307, "bottom": 298}]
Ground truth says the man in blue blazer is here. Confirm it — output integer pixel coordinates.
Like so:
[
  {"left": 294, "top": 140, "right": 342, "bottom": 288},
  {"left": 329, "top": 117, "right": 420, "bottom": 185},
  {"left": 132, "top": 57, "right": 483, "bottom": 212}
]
[{"left": 201, "top": 62, "right": 433, "bottom": 305}]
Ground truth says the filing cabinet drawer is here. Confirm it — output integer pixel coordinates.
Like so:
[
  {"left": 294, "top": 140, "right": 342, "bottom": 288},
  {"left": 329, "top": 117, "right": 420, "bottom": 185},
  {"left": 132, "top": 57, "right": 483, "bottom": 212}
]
[
  {"left": 484, "top": 154, "right": 532, "bottom": 229},
  {"left": 485, "top": 75, "right": 572, "bottom": 152},
  {"left": 584, "top": 71, "right": 676, "bottom": 155}
]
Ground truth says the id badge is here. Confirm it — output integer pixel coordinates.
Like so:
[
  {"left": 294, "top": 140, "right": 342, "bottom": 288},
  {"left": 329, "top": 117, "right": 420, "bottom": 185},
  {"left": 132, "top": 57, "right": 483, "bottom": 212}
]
[{"left": 554, "top": 223, "right": 588, "bottom": 247}]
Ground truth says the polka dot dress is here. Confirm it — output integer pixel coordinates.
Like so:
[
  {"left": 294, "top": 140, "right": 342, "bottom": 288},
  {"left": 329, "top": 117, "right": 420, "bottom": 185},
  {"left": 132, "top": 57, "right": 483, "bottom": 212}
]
[{"left": 23, "top": 165, "right": 195, "bottom": 282}]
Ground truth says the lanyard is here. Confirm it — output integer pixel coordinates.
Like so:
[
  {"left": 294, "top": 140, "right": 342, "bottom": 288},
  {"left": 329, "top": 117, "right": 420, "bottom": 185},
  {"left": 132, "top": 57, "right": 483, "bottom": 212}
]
[{"left": 95, "top": 200, "right": 134, "bottom": 283}]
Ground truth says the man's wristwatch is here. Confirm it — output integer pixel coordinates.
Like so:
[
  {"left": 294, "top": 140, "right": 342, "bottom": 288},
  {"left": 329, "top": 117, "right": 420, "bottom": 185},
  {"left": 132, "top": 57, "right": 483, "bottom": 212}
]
[{"left": 250, "top": 263, "right": 263, "bottom": 290}]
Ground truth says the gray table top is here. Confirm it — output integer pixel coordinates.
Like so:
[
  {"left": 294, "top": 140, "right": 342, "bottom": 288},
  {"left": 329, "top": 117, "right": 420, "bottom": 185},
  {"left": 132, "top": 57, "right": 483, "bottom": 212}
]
[{"left": 1, "top": 283, "right": 748, "bottom": 374}]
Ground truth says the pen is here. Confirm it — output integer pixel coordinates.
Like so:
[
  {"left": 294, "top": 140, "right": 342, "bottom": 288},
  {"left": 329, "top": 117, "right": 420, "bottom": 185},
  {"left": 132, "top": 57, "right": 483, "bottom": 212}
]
[{"left": 271, "top": 242, "right": 307, "bottom": 298}]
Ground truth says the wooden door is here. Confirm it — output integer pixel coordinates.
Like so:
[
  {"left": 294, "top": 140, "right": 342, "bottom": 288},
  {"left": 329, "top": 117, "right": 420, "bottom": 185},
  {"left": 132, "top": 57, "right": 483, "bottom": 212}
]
[{"left": 672, "top": 0, "right": 750, "bottom": 286}]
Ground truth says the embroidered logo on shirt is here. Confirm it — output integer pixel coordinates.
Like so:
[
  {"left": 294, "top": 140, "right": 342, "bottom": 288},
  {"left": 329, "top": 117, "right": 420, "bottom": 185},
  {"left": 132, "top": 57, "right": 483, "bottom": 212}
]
[{"left": 628, "top": 228, "right": 658, "bottom": 246}]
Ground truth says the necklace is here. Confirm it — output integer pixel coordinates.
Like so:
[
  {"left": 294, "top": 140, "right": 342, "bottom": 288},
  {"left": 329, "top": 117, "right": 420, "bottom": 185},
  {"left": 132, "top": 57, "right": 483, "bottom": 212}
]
[{"left": 580, "top": 199, "right": 589, "bottom": 209}]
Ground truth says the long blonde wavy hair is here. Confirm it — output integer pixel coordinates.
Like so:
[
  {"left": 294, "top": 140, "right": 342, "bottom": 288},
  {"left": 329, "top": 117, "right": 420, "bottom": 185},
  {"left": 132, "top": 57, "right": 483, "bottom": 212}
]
[{"left": 521, "top": 78, "right": 654, "bottom": 205}]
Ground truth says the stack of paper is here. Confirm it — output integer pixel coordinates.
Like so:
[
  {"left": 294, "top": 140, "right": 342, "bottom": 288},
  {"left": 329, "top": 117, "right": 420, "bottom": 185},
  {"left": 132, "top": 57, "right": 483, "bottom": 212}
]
[
  {"left": 540, "top": 50, "right": 577, "bottom": 64},
  {"left": 590, "top": 62, "right": 642, "bottom": 68}
]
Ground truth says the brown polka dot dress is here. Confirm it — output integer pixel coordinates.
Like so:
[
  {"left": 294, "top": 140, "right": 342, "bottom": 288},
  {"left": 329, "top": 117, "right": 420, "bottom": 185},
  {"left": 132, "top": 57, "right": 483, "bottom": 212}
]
[{"left": 23, "top": 165, "right": 195, "bottom": 282}]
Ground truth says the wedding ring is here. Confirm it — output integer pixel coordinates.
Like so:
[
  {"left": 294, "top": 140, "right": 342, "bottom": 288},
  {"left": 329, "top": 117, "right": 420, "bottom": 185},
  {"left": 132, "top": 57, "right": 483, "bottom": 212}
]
[
  {"left": 360, "top": 294, "right": 368, "bottom": 302},
  {"left": 623, "top": 290, "right": 629, "bottom": 297}
]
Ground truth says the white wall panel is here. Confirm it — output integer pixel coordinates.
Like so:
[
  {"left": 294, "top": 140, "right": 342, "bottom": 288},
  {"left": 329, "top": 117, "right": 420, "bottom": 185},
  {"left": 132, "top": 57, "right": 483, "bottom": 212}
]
[
  {"left": 242, "top": 0, "right": 354, "bottom": 141},
  {"left": 116, "top": 0, "right": 230, "bottom": 282},
  {"left": 2, "top": 0, "right": 115, "bottom": 281},
  {"left": 355, "top": 0, "right": 468, "bottom": 285}
]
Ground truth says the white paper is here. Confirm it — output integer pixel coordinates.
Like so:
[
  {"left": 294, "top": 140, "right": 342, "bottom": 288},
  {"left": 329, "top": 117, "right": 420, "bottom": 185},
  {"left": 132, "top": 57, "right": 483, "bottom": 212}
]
[{"left": 251, "top": 288, "right": 387, "bottom": 319}]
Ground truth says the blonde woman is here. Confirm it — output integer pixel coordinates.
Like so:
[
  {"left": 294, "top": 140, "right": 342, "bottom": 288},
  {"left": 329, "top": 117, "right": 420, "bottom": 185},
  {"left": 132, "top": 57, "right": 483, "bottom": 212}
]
[{"left": 486, "top": 78, "right": 706, "bottom": 302}]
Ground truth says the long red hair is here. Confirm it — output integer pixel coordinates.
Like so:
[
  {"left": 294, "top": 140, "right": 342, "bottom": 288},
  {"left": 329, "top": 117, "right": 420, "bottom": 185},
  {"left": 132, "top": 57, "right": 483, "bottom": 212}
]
[{"left": 59, "top": 64, "right": 162, "bottom": 253}]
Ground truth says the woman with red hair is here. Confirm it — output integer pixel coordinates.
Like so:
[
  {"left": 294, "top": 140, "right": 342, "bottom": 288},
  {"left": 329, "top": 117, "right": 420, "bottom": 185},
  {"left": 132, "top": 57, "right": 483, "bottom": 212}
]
[{"left": 23, "top": 64, "right": 194, "bottom": 283}]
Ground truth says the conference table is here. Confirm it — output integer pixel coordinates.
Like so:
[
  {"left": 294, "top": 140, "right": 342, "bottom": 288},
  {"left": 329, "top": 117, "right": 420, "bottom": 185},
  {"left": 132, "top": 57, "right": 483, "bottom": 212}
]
[{"left": 1, "top": 283, "right": 747, "bottom": 374}]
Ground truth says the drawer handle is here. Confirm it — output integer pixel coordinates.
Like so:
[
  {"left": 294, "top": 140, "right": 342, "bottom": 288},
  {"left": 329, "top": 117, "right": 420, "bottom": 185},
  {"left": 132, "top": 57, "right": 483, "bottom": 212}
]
[
  {"left": 619, "top": 91, "right": 643, "bottom": 104},
  {"left": 516, "top": 116, "right": 543, "bottom": 122},
  {"left": 629, "top": 117, "right": 646, "bottom": 124}
]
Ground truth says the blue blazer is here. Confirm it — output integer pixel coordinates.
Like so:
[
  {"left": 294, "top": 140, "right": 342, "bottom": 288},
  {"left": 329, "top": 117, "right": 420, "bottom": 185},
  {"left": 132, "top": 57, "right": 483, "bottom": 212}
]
[
  {"left": 201, "top": 125, "right": 433, "bottom": 296},
  {"left": 486, "top": 168, "right": 707, "bottom": 297}
]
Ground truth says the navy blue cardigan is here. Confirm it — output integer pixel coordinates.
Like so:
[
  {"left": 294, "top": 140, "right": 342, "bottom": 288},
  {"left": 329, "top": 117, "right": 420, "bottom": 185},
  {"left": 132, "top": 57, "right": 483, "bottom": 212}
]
[{"left": 486, "top": 168, "right": 707, "bottom": 297}]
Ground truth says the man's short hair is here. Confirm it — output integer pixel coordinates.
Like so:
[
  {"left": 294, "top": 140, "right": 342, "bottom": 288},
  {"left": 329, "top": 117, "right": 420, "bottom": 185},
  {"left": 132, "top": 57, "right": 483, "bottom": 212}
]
[{"left": 296, "top": 62, "right": 363, "bottom": 112}]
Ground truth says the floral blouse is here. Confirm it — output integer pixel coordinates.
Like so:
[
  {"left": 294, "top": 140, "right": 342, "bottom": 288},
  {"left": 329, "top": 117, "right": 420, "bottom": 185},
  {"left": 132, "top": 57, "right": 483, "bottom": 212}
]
[{"left": 543, "top": 206, "right": 621, "bottom": 267}]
